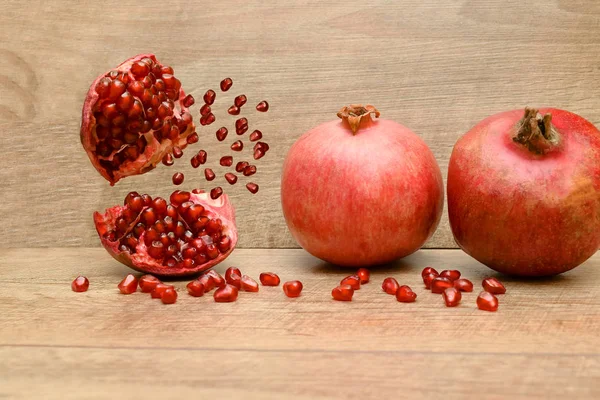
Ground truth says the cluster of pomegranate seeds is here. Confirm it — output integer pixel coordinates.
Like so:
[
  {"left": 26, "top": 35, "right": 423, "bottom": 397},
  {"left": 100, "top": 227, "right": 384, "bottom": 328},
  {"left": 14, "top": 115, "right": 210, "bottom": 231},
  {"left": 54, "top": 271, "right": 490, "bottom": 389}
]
[
  {"left": 283, "top": 281, "right": 303, "bottom": 298},
  {"left": 332, "top": 284, "right": 354, "bottom": 301},
  {"left": 396, "top": 285, "right": 417, "bottom": 303},
  {"left": 71, "top": 276, "right": 90, "bottom": 292},
  {"left": 260, "top": 272, "right": 280, "bottom": 286},
  {"left": 118, "top": 274, "right": 138, "bottom": 294}
]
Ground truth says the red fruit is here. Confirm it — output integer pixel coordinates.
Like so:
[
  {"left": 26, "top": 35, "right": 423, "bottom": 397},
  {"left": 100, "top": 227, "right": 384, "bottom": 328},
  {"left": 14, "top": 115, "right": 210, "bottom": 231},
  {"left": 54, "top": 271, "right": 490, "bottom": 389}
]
[
  {"left": 210, "top": 187, "right": 223, "bottom": 200},
  {"left": 421, "top": 267, "right": 439, "bottom": 279},
  {"left": 246, "top": 183, "right": 259, "bottom": 194},
  {"left": 220, "top": 156, "right": 233, "bottom": 167},
  {"left": 259, "top": 272, "right": 280, "bottom": 286},
  {"left": 340, "top": 275, "right": 361, "bottom": 290},
  {"left": 172, "top": 172, "right": 184, "bottom": 185},
  {"left": 203, "top": 89, "right": 216, "bottom": 105},
  {"left": 161, "top": 287, "right": 178, "bottom": 304},
  {"left": 482, "top": 277, "right": 506, "bottom": 294},
  {"left": 228, "top": 105, "right": 240, "bottom": 115},
  {"left": 431, "top": 277, "right": 453, "bottom": 294},
  {"left": 236, "top": 161, "right": 250, "bottom": 173},
  {"left": 182, "top": 94, "right": 195, "bottom": 107},
  {"left": 234, "top": 94, "right": 247, "bottom": 108},
  {"left": 225, "top": 267, "right": 242, "bottom": 288},
  {"left": 256, "top": 101, "right": 269, "bottom": 112},
  {"left": 118, "top": 273, "right": 138, "bottom": 294},
  {"left": 240, "top": 275, "right": 259, "bottom": 292},
  {"left": 423, "top": 273, "right": 437, "bottom": 289},
  {"left": 243, "top": 165, "right": 257, "bottom": 176},
  {"left": 225, "top": 173, "right": 238, "bottom": 185},
  {"left": 477, "top": 291, "right": 499, "bottom": 312},
  {"left": 281, "top": 105, "right": 443, "bottom": 267},
  {"left": 200, "top": 113, "right": 215, "bottom": 126},
  {"left": 94, "top": 190, "right": 237, "bottom": 277},
  {"left": 332, "top": 284, "right": 354, "bottom": 301},
  {"left": 235, "top": 118, "right": 248, "bottom": 135},
  {"left": 443, "top": 287, "right": 462, "bottom": 307},
  {"left": 231, "top": 140, "right": 244, "bottom": 151},
  {"left": 139, "top": 274, "right": 161, "bottom": 292},
  {"left": 205, "top": 168, "right": 216, "bottom": 181},
  {"left": 186, "top": 280, "right": 205, "bottom": 297},
  {"left": 216, "top": 127, "right": 228, "bottom": 142},
  {"left": 71, "top": 276, "right": 89, "bottom": 292},
  {"left": 356, "top": 268, "right": 370, "bottom": 284},
  {"left": 81, "top": 54, "right": 195, "bottom": 185},
  {"left": 453, "top": 278, "right": 474, "bottom": 292},
  {"left": 382, "top": 277, "right": 399, "bottom": 295},
  {"left": 440, "top": 269, "right": 461, "bottom": 281},
  {"left": 206, "top": 270, "right": 226, "bottom": 288},
  {"left": 151, "top": 283, "right": 174, "bottom": 299},
  {"left": 283, "top": 281, "right": 303, "bottom": 298},
  {"left": 448, "top": 107, "right": 600, "bottom": 277},
  {"left": 396, "top": 285, "right": 417, "bottom": 303},
  {"left": 198, "top": 274, "right": 216, "bottom": 292},
  {"left": 220, "top": 77, "right": 233, "bottom": 92},
  {"left": 249, "top": 130, "right": 262, "bottom": 142},
  {"left": 214, "top": 284, "right": 239, "bottom": 302},
  {"left": 200, "top": 104, "right": 211, "bottom": 116}
]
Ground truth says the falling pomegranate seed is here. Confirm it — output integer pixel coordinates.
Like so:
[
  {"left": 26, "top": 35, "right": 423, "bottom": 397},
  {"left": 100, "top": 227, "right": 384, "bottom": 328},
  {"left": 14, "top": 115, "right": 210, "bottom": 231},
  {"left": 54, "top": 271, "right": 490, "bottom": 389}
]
[
  {"left": 443, "top": 287, "right": 462, "bottom": 307},
  {"left": 220, "top": 156, "right": 233, "bottom": 167},
  {"left": 204, "top": 89, "right": 216, "bottom": 105},
  {"left": 231, "top": 140, "right": 244, "bottom": 151},
  {"left": 118, "top": 274, "right": 138, "bottom": 294},
  {"left": 396, "top": 285, "right": 417, "bottom": 303},
  {"left": 162, "top": 153, "right": 174, "bottom": 166},
  {"left": 421, "top": 267, "right": 439, "bottom": 279},
  {"left": 236, "top": 161, "right": 249, "bottom": 173},
  {"left": 151, "top": 283, "right": 174, "bottom": 299},
  {"left": 453, "top": 278, "right": 474, "bottom": 292},
  {"left": 214, "top": 284, "right": 239, "bottom": 302},
  {"left": 241, "top": 275, "right": 259, "bottom": 292},
  {"left": 482, "top": 277, "right": 506, "bottom": 294},
  {"left": 228, "top": 105, "right": 240, "bottom": 115},
  {"left": 256, "top": 100, "right": 269, "bottom": 112},
  {"left": 172, "top": 146, "right": 183, "bottom": 159},
  {"left": 356, "top": 268, "right": 370, "bottom": 284},
  {"left": 161, "top": 287, "right": 178, "bottom": 304},
  {"left": 332, "top": 284, "right": 354, "bottom": 301},
  {"left": 216, "top": 127, "right": 228, "bottom": 141},
  {"left": 210, "top": 187, "right": 223, "bottom": 199},
  {"left": 431, "top": 277, "right": 453, "bottom": 294},
  {"left": 283, "top": 281, "right": 303, "bottom": 298},
  {"left": 259, "top": 272, "right": 280, "bottom": 286},
  {"left": 182, "top": 94, "right": 195, "bottom": 107},
  {"left": 199, "top": 274, "right": 216, "bottom": 292},
  {"left": 200, "top": 104, "right": 212, "bottom": 116},
  {"left": 382, "top": 277, "right": 399, "bottom": 295},
  {"left": 234, "top": 94, "right": 247, "bottom": 108},
  {"left": 249, "top": 130, "right": 262, "bottom": 142},
  {"left": 440, "top": 270, "right": 461, "bottom": 281},
  {"left": 225, "top": 173, "right": 238, "bottom": 185},
  {"left": 340, "top": 275, "right": 361, "bottom": 290},
  {"left": 423, "top": 273, "right": 438, "bottom": 289},
  {"left": 186, "top": 132, "right": 199, "bottom": 144},
  {"left": 200, "top": 113, "right": 215, "bottom": 126},
  {"left": 205, "top": 168, "right": 216, "bottom": 181},
  {"left": 235, "top": 118, "right": 248, "bottom": 135},
  {"left": 172, "top": 172, "right": 185, "bottom": 185},
  {"left": 243, "top": 165, "right": 257, "bottom": 176},
  {"left": 220, "top": 77, "right": 233, "bottom": 92},
  {"left": 187, "top": 280, "right": 205, "bottom": 297},
  {"left": 139, "top": 275, "right": 161, "bottom": 293},
  {"left": 71, "top": 276, "right": 89, "bottom": 292},
  {"left": 198, "top": 150, "right": 207, "bottom": 164},
  {"left": 246, "top": 182, "right": 259, "bottom": 194},
  {"left": 477, "top": 291, "right": 499, "bottom": 312}
]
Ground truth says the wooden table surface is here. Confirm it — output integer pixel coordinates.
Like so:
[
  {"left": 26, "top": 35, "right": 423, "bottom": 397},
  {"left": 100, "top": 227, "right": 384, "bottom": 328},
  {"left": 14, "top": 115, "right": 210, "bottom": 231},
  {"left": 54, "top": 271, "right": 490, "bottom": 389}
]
[{"left": 1, "top": 248, "right": 598, "bottom": 399}]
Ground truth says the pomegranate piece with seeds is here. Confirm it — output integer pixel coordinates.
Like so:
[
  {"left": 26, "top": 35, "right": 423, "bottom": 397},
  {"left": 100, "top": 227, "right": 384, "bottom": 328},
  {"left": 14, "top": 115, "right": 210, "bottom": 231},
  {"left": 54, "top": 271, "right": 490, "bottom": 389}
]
[
  {"left": 340, "top": 275, "right": 361, "bottom": 290},
  {"left": 396, "top": 285, "right": 417, "bottom": 303},
  {"left": 283, "top": 281, "right": 303, "bottom": 298},
  {"left": 186, "top": 280, "right": 205, "bottom": 297},
  {"left": 151, "top": 283, "right": 174, "bottom": 299},
  {"left": 440, "top": 269, "right": 461, "bottom": 281},
  {"left": 259, "top": 272, "right": 280, "bottom": 286},
  {"left": 431, "top": 277, "right": 453, "bottom": 294},
  {"left": 118, "top": 274, "right": 138, "bottom": 294},
  {"left": 356, "top": 268, "right": 370, "bottom": 284},
  {"left": 94, "top": 190, "right": 237, "bottom": 277},
  {"left": 161, "top": 287, "right": 178, "bottom": 304},
  {"left": 225, "top": 267, "right": 242, "bottom": 289},
  {"left": 443, "top": 287, "right": 462, "bottom": 307},
  {"left": 172, "top": 172, "right": 184, "bottom": 185},
  {"left": 81, "top": 54, "right": 195, "bottom": 185},
  {"left": 214, "top": 284, "right": 239, "bottom": 302},
  {"left": 332, "top": 284, "right": 354, "bottom": 301},
  {"left": 139, "top": 274, "right": 161, "bottom": 292},
  {"left": 71, "top": 276, "right": 89, "bottom": 292},
  {"left": 220, "top": 77, "right": 233, "bottom": 92},
  {"left": 256, "top": 100, "right": 269, "bottom": 112},
  {"left": 423, "top": 272, "right": 437, "bottom": 289},
  {"left": 421, "top": 267, "right": 438, "bottom": 279},
  {"left": 453, "top": 278, "right": 474, "bottom": 292},
  {"left": 241, "top": 275, "right": 259, "bottom": 292},
  {"left": 382, "top": 277, "right": 399, "bottom": 295},
  {"left": 477, "top": 291, "right": 499, "bottom": 312},
  {"left": 246, "top": 183, "right": 259, "bottom": 194},
  {"left": 482, "top": 277, "right": 506, "bottom": 294}
]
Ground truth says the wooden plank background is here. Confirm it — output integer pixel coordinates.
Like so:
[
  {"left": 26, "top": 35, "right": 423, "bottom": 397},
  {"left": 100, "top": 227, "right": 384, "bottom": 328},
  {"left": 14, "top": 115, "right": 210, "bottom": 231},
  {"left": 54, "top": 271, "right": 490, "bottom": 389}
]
[{"left": 1, "top": 0, "right": 599, "bottom": 249}]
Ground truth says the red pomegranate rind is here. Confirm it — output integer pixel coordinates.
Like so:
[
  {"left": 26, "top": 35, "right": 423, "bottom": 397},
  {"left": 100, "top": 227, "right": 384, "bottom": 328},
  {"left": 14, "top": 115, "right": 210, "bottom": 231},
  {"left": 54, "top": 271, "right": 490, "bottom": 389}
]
[
  {"left": 94, "top": 191, "right": 237, "bottom": 277},
  {"left": 81, "top": 54, "right": 195, "bottom": 185}
]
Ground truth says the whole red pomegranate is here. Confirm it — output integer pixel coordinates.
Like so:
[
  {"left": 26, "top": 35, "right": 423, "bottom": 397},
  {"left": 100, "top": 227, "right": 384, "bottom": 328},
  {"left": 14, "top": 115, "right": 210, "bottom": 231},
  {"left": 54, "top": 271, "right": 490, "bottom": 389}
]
[
  {"left": 448, "top": 107, "right": 600, "bottom": 276},
  {"left": 94, "top": 190, "right": 236, "bottom": 277},
  {"left": 281, "top": 105, "right": 444, "bottom": 267},
  {"left": 81, "top": 54, "right": 195, "bottom": 185}
]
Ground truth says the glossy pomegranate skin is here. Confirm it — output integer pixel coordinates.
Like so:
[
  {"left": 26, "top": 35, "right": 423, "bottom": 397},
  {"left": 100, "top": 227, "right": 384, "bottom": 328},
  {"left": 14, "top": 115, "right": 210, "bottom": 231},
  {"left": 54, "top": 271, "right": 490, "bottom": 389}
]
[
  {"left": 281, "top": 109, "right": 444, "bottom": 267},
  {"left": 448, "top": 108, "right": 600, "bottom": 276}
]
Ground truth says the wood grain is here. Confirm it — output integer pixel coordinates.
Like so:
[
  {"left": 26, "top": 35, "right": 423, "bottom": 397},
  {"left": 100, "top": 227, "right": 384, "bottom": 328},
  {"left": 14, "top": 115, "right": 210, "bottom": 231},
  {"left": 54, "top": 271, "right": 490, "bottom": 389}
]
[
  {"left": 0, "top": 248, "right": 599, "bottom": 399},
  {"left": 1, "top": 0, "right": 599, "bottom": 248}
]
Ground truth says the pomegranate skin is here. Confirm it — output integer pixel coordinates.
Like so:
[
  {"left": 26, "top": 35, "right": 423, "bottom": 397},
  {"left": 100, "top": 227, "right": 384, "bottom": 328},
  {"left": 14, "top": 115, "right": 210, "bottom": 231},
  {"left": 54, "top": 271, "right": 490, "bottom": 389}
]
[
  {"left": 281, "top": 106, "right": 444, "bottom": 267},
  {"left": 448, "top": 108, "right": 600, "bottom": 276}
]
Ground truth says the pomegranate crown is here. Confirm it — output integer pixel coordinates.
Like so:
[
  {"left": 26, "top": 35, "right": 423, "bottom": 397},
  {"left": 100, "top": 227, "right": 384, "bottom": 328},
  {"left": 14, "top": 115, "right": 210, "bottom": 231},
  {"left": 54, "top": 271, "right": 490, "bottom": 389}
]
[{"left": 337, "top": 104, "right": 380, "bottom": 134}]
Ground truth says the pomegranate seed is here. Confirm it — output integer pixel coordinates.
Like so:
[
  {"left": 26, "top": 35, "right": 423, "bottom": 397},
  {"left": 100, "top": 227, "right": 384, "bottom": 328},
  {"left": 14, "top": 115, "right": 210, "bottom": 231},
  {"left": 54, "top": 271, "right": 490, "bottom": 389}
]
[
  {"left": 453, "top": 278, "right": 474, "bottom": 292},
  {"left": 231, "top": 140, "right": 243, "bottom": 151},
  {"left": 182, "top": 94, "right": 195, "bottom": 107},
  {"left": 139, "top": 275, "right": 161, "bottom": 293},
  {"left": 246, "top": 182, "right": 259, "bottom": 194},
  {"left": 431, "top": 277, "right": 453, "bottom": 294},
  {"left": 190, "top": 155, "right": 200, "bottom": 168},
  {"left": 396, "top": 285, "right": 417, "bottom": 303},
  {"left": 210, "top": 187, "right": 223, "bottom": 199},
  {"left": 170, "top": 190, "right": 190, "bottom": 206},
  {"left": 204, "top": 89, "right": 216, "bottom": 105},
  {"left": 187, "top": 280, "right": 205, "bottom": 297},
  {"left": 482, "top": 277, "right": 506, "bottom": 294},
  {"left": 118, "top": 274, "right": 138, "bottom": 294},
  {"left": 259, "top": 272, "right": 280, "bottom": 286},
  {"left": 206, "top": 270, "right": 226, "bottom": 288},
  {"left": 442, "top": 287, "right": 462, "bottom": 307},
  {"left": 198, "top": 150, "right": 207, "bottom": 164},
  {"left": 162, "top": 153, "right": 174, "bottom": 166},
  {"left": 243, "top": 165, "right": 257, "bottom": 176},
  {"left": 234, "top": 94, "right": 247, "bottom": 108},
  {"left": 241, "top": 275, "right": 259, "bottom": 292},
  {"left": 172, "top": 172, "right": 185, "bottom": 185},
  {"left": 253, "top": 148, "right": 266, "bottom": 160},
  {"left": 235, "top": 118, "right": 248, "bottom": 135},
  {"left": 161, "top": 287, "right": 178, "bottom": 304},
  {"left": 382, "top": 277, "right": 399, "bottom": 295},
  {"left": 283, "top": 281, "right": 303, "bottom": 298},
  {"left": 440, "top": 270, "right": 461, "bottom": 281},
  {"left": 256, "top": 100, "right": 269, "bottom": 112},
  {"left": 204, "top": 168, "right": 216, "bottom": 181},
  {"left": 172, "top": 146, "right": 183, "bottom": 159},
  {"left": 423, "top": 273, "right": 438, "bottom": 289},
  {"left": 151, "top": 283, "right": 175, "bottom": 298},
  {"left": 216, "top": 127, "right": 228, "bottom": 141},
  {"left": 236, "top": 161, "right": 249, "bottom": 173},
  {"left": 200, "top": 113, "right": 215, "bottom": 126},
  {"left": 225, "top": 267, "right": 242, "bottom": 285},
  {"left": 228, "top": 105, "right": 240, "bottom": 115},
  {"left": 332, "top": 284, "right": 354, "bottom": 301},
  {"left": 421, "top": 267, "right": 439, "bottom": 279},
  {"left": 356, "top": 268, "right": 370, "bottom": 284},
  {"left": 225, "top": 173, "right": 238, "bottom": 185},
  {"left": 220, "top": 156, "right": 233, "bottom": 167},
  {"left": 199, "top": 274, "right": 216, "bottom": 292},
  {"left": 186, "top": 132, "right": 199, "bottom": 144},
  {"left": 477, "top": 291, "right": 499, "bottom": 311},
  {"left": 249, "top": 130, "right": 262, "bottom": 142},
  {"left": 214, "top": 284, "right": 239, "bottom": 302},
  {"left": 340, "top": 275, "right": 361, "bottom": 290},
  {"left": 200, "top": 104, "right": 211, "bottom": 116},
  {"left": 220, "top": 77, "right": 233, "bottom": 92},
  {"left": 71, "top": 276, "right": 89, "bottom": 292}
]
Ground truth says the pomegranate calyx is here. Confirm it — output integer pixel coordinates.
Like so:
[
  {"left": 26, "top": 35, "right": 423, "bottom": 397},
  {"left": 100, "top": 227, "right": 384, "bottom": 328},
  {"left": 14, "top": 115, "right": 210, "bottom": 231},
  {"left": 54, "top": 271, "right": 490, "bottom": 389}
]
[
  {"left": 337, "top": 104, "right": 380, "bottom": 134},
  {"left": 513, "top": 107, "right": 561, "bottom": 155}
]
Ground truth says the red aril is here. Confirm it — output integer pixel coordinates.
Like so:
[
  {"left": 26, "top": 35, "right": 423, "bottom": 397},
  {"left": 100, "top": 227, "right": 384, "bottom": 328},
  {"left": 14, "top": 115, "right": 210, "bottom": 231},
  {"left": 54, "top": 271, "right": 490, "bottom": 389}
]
[
  {"left": 256, "top": 101, "right": 269, "bottom": 112},
  {"left": 423, "top": 273, "right": 437, "bottom": 289},
  {"left": 118, "top": 274, "right": 138, "bottom": 294},
  {"left": 81, "top": 54, "right": 195, "bottom": 185},
  {"left": 198, "top": 274, "right": 216, "bottom": 292},
  {"left": 246, "top": 183, "right": 259, "bottom": 194},
  {"left": 94, "top": 190, "right": 237, "bottom": 277},
  {"left": 482, "top": 277, "right": 506, "bottom": 294},
  {"left": 421, "top": 267, "right": 439, "bottom": 279},
  {"left": 161, "top": 287, "right": 178, "bottom": 304},
  {"left": 220, "top": 156, "right": 233, "bottom": 167},
  {"left": 234, "top": 95, "right": 247, "bottom": 108},
  {"left": 281, "top": 105, "right": 443, "bottom": 267},
  {"left": 220, "top": 78, "right": 233, "bottom": 92},
  {"left": 283, "top": 281, "right": 303, "bottom": 298},
  {"left": 216, "top": 127, "right": 228, "bottom": 142},
  {"left": 205, "top": 168, "right": 216, "bottom": 181},
  {"left": 240, "top": 275, "right": 259, "bottom": 292},
  {"left": 431, "top": 277, "right": 453, "bottom": 294},
  {"left": 453, "top": 278, "right": 474, "bottom": 292},
  {"left": 477, "top": 291, "right": 499, "bottom": 312},
  {"left": 231, "top": 141, "right": 244, "bottom": 151},
  {"left": 448, "top": 107, "right": 600, "bottom": 276},
  {"left": 396, "top": 285, "right": 417, "bottom": 303},
  {"left": 151, "top": 283, "right": 174, "bottom": 299},
  {"left": 225, "top": 173, "right": 238, "bottom": 185},
  {"left": 186, "top": 280, "right": 205, "bottom": 297},
  {"left": 340, "top": 275, "right": 361, "bottom": 290},
  {"left": 440, "top": 270, "right": 461, "bottom": 281},
  {"left": 249, "top": 130, "right": 262, "bottom": 142},
  {"left": 204, "top": 89, "right": 216, "bottom": 105},
  {"left": 172, "top": 172, "right": 184, "bottom": 185},
  {"left": 206, "top": 270, "right": 226, "bottom": 288},
  {"left": 332, "top": 284, "right": 354, "bottom": 301},
  {"left": 443, "top": 287, "right": 461, "bottom": 307},
  {"left": 210, "top": 187, "right": 223, "bottom": 200},
  {"left": 200, "top": 104, "right": 211, "bottom": 116},
  {"left": 382, "top": 277, "right": 399, "bottom": 295},
  {"left": 228, "top": 105, "right": 240, "bottom": 115},
  {"left": 260, "top": 272, "right": 280, "bottom": 286},
  {"left": 139, "top": 274, "right": 161, "bottom": 292},
  {"left": 214, "top": 284, "right": 239, "bottom": 302},
  {"left": 225, "top": 267, "right": 242, "bottom": 289},
  {"left": 71, "top": 276, "right": 89, "bottom": 292},
  {"left": 356, "top": 268, "right": 370, "bottom": 284}
]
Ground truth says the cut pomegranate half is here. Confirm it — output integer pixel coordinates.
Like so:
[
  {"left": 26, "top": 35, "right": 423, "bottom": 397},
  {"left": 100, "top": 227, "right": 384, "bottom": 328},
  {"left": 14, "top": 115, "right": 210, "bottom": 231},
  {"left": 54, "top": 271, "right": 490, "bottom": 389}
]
[
  {"left": 94, "top": 190, "right": 237, "bottom": 277},
  {"left": 81, "top": 54, "right": 195, "bottom": 185}
]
